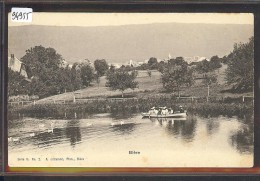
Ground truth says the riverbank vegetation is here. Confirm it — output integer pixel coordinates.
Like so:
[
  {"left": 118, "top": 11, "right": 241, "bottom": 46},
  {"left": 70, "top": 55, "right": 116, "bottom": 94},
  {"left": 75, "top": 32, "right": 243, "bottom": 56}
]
[{"left": 10, "top": 95, "right": 253, "bottom": 120}]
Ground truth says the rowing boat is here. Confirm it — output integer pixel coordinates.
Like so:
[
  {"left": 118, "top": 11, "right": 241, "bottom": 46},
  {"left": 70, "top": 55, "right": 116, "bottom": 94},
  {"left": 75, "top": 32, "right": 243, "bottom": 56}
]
[{"left": 141, "top": 112, "right": 187, "bottom": 118}]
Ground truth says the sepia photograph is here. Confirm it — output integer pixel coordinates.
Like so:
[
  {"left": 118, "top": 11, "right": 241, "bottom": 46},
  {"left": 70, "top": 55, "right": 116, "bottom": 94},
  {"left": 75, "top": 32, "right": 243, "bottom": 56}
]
[{"left": 7, "top": 13, "right": 254, "bottom": 168}]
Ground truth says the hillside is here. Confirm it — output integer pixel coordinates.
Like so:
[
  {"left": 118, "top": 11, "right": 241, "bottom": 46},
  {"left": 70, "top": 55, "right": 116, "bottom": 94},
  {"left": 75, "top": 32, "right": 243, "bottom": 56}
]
[
  {"left": 37, "top": 67, "right": 253, "bottom": 104},
  {"left": 9, "top": 23, "right": 253, "bottom": 64}
]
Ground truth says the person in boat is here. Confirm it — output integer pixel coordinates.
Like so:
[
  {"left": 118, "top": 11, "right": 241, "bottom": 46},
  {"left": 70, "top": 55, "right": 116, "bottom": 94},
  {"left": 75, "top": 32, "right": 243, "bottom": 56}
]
[
  {"left": 158, "top": 108, "right": 162, "bottom": 115},
  {"left": 168, "top": 108, "right": 173, "bottom": 114},
  {"left": 179, "top": 105, "right": 184, "bottom": 113},
  {"left": 149, "top": 107, "right": 155, "bottom": 115},
  {"left": 154, "top": 108, "right": 159, "bottom": 115},
  {"left": 166, "top": 107, "right": 169, "bottom": 115},
  {"left": 161, "top": 107, "right": 168, "bottom": 116}
]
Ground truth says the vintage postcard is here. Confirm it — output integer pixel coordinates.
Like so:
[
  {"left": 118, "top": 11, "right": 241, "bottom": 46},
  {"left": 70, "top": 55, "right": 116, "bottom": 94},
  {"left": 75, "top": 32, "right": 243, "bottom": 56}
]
[{"left": 7, "top": 13, "right": 254, "bottom": 168}]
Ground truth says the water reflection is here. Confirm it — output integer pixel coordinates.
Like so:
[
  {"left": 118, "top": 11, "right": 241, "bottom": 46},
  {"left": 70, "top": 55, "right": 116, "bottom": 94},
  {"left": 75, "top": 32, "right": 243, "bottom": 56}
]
[
  {"left": 30, "top": 128, "right": 63, "bottom": 148},
  {"left": 164, "top": 117, "right": 197, "bottom": 142},
  {"left": 65, "top": 120, "right": 82, "bottom": 147},
  {"left": 8, "top": 111, "right": 254, "bottom": 167},
  {"left": 206, "top": 119, "right": 220, "bottom": 136},
  {"left": 230, "top": 116, "right": 253, "bottom": 154},
  {"left": 110, "top": 123, "right": 136, "bottom": 135}
]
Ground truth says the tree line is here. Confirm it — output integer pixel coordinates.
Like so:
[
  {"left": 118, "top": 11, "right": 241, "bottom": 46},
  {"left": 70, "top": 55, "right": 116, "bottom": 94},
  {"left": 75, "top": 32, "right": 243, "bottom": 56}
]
[
  {"left": 8, "top": 46, "right": 110, "bottom": 98},
  {"left": 8, "top": 37, "right": 253, "bottom": 99}
]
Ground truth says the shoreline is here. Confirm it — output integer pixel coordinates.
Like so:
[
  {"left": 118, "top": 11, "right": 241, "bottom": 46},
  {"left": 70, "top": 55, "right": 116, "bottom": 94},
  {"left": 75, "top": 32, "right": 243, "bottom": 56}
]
[{"left": 9, "top": 97, "right": 253, "bottom": 120}]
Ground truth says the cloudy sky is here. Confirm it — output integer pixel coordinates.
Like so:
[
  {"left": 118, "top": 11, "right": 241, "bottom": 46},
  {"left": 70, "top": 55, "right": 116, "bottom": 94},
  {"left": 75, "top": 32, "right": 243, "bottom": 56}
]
[{"left": 9, "top": 13, "right": 253, "bottom": 27}]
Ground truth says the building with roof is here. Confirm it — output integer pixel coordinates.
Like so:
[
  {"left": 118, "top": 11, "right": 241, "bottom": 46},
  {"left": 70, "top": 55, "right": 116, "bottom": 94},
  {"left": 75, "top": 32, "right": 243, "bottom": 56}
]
[{"left": 8, "top": 54, "right": 28, "bottom": 78}]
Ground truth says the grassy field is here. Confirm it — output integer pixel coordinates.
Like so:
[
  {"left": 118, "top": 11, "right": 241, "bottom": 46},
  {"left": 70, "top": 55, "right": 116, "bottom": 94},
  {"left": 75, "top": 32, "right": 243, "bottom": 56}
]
[
  {"left": 15, "top": 65, "right": 254, "bottom": 116},
  {"left": 37, "top": 70, "right": 162, "bottom": 103},
  {"left": 36, "top": 66, "right": 253, "bottom": 104}
]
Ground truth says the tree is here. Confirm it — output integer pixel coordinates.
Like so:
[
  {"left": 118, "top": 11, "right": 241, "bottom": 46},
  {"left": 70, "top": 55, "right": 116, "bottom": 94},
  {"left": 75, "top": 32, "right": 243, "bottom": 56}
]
[
  {"left": 161, "top": 57, "right": 193, "bottom": 96},
  {"left": 195, "top": 56, "right": 222, "bottom": 74},
  {"left": 225, "top": 37, "right": 254, "bottom": 92},
  {"left": 202, "top": 73, "right": 217, "bottom": 98},
  {"left": 157, "top": 61, "right": 166, "bottom": 73},
  {"left": 19, "top": 46, "right": 66, "bottom": 98},
  {"left": 209, "top": 55, "right": 222, "bottom": 71},
  {"left": 138, "top": 63, "right": 150, "bottom": 70},
  {"left": 29, "top": 76, "right": 55, "bottom": 98},
  {"left": 148, "top": 57, "right": 157, "bottom": 65},
  {"left": 71, "top": 63, "right": 83, "bottom": 91},
  {"left": 147, "top": 70, "right": 152, "bottom": 78},
  {"left": 9, "top": 46, "right": 87, "bottom": 98},
  {"left": 80, "top": 63, "right": 95, "bottom": 87},
  {"left": 172, "top": 57, "right": 185, "bottom": 65},
  {"left": 56, "top": 66, "right": 77, "bottom": 93},
  {"left": 195, "top": 59, "right": 210, "bottom": 73},
  {"left": 106, "top": 69, "right": 138, "bottom": 98},
  {"left": 8, "top": 68, "right": 29, "bottom": 96},
  {"left": 221, "top": 55, "right": 229, "bottom": 64},
  {"left": 148, "top": 57, "right": 158, "bottom": 69},
  {"left": 21, "top": 45, "right": 63, "bottom": 77},
  {"left": 109, "top": 64, "right": 116, "bottom": 72},
  {"left": 94, "top": 59, "right": 109, "bottom": 77},
  {"left": 94, "top": 73, "right": 101, "bottom": 87}
]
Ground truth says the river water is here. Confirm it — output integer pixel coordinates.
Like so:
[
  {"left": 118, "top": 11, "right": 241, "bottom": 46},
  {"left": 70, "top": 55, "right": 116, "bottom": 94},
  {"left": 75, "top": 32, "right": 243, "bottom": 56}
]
[{"left": 8, "top": 112, "right": 253, "bottom": 167}]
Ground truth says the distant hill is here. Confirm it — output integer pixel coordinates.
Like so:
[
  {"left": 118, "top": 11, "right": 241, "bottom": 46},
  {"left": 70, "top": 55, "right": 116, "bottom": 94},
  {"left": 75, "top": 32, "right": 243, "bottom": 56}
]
[{"left": 8, "top": 23, "right": 253, "bottom": 64}]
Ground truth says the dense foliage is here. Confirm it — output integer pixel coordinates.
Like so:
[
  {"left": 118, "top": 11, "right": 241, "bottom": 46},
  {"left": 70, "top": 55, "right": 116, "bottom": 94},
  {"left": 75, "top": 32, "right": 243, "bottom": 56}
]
[
  {"left": 21, "top": 46, "right": 63, "bottom": 77},
  {"left": 161, "top": 57, "right": 193, "bottom": 96},
  {"left": 195, "top": 56, "right": 222, "bottom": 73},
  {"left": 79, "top": 63, "right": 95, "bottom": 87},
  {"left": 94, "top": 59, "right": 109, "bottom": 77},
  {"left": 8, "top": 68, "right": 30, "bottom": 96},
  {"left": 225, "top": 37, "right": 254, "bottom": 92},
  {"left": 147, "top": 57, "right": 158, "bottom": 69},
  {"left": 9, "top": 46, "right": 96, "bottom": 98},
  {"left": 106, "top": 69, "right": 138, "bottom": 98},
  {"left": 202, "top": 73, "right": 217, "bottom": 86}
]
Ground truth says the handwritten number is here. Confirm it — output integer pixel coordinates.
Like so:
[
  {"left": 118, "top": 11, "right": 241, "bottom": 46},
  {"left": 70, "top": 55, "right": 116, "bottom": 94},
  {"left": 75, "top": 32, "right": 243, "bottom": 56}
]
[
  {"left": 12, "top": 12, "right": 32, "bottom": 21},
  {"left": 12, "top": 12, "right": 16, "bottom": 20}
]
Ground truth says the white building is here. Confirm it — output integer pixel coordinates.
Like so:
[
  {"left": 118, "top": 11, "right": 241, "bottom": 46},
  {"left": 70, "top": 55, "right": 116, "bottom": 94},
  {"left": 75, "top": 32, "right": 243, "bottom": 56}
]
[
  {"left": 8, "top": 54, "right": 28, "bottom": 78},
  {"left": 126, "top": 59, "right": 145, "bottom": 67},
  {"left": 108, "top": 63, "right": 121, "bottom": 69},
  {"left": 184, "top": 56, "right": 209, "bottom": 64}
]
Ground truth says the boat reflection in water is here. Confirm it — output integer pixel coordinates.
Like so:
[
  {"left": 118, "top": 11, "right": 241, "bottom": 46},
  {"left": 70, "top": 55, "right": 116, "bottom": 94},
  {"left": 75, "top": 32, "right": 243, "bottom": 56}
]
[{"left": 151, "top": 115, "right": 197, "bottom": 142}]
